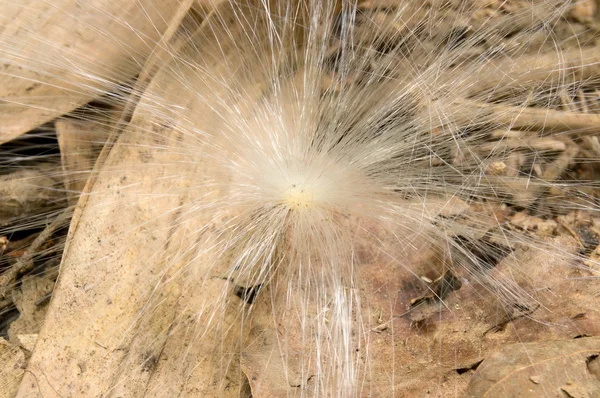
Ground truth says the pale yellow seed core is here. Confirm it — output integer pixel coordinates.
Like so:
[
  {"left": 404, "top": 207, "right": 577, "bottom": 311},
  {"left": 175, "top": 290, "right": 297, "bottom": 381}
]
[{"left": 282, "top": 184, "right": 314, "bottom": 210}]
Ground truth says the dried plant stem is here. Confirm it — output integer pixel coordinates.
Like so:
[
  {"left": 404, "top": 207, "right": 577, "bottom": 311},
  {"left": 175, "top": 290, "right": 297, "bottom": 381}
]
[
  {"left": 456, "top": 99, "right": 600, "bottom": 135},
  {"left": 0, "top": 207, "right": 72, "bottom": 298}
]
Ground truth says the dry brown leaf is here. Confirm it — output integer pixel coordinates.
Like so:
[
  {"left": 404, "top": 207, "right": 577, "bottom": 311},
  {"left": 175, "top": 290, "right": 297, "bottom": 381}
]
[
  {"left": 55, "top": 119, "right": 112, "bottom": 205},
  {"left": 239, "top": 232, "right": 600, "bottom": 397},
  {"left": 0, "top": 0, "right": 185, "bottom": 144},
  {"left": 7, "top": 275, "right": 54, "bottom": 348},
  {"left": 0, "top": 166, "right": 66, "bottom": 227},
  {"left": 0, "top": 338, "right": 26, "bottom": 398},
  {"left": 15, "top": 2, "right": 258, "bottom": 397},
  {"left": 465, "top": 337, "right": 600, "bottom": 398},
  {"left": 241, "top": 292, "right": 317, "bottom": 398},
  {"left": 14, "top": 334, "right": 38, "bottom": 353}
]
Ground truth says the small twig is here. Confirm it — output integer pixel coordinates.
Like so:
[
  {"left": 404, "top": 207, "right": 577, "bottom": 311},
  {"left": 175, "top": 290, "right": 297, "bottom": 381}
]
[
  {"left": 556, "top": 217, "right": 585, "bottom": 250},
  {"left": 472, "top": 46, "right": 600, "bottom": 97},
  {"left": 453, "top": 99, "right": 600, "bottom": 136},
  {"left": 0, "top": 207, "right": 73, "bottom": 298},
  {"left": 478, "top": 137, "right": 567, "bottom": 153}
]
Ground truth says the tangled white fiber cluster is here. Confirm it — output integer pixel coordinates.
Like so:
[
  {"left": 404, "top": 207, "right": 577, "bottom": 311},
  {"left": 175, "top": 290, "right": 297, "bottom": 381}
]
[{"left": 1, "top": 0, "right": 600, "bottom": 397}]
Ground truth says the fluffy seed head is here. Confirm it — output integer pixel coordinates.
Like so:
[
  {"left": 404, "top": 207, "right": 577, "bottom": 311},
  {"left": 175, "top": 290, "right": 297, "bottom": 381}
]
[{"left": 2, "top": 1, "right": 599, "bottom": 397}]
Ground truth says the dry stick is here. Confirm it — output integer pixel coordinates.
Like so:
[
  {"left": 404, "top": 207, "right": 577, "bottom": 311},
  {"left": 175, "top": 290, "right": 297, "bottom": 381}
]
[
  {"left": 0, "top": 207, "right": 73, "bottom": 299},
  {"left": 478, "top": 137, "right": 567, "bottom": 153},
  {"left": 542, "top": 138, "right": 579, "bottom": 181},
  {"left": 460, "top": 101, "right": 586, "bottom": 207},
  {"left": 454, "top": 99, "right": 600, "bottom": 135},
  {"left": 472, "top": 46, "right": 600, "bottom": 97}
]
